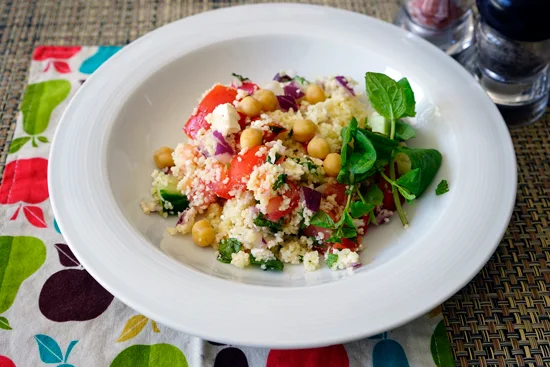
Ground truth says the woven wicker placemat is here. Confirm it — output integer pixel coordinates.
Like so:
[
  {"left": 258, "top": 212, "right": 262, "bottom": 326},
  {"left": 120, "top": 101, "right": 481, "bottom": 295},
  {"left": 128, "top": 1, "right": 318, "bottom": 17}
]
[{"left": 1, "top": 1, "right": 548, "bottom": 366}]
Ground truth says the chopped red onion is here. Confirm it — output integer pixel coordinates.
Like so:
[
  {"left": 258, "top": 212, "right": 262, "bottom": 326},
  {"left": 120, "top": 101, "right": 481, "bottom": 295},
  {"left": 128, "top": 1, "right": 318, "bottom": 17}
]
[
  {"left": 273, "top": 73, "right": 292, "bottom": 83},
  {"left": 376, "top": 208, "right": 394, "bottom": 225},
  {"left": 176, "top": 209, "right": 190, "bottom": 226},
  {"left": 335, "top": 76, "right": 355, "bottom": 96},
  {"left": 302, "top": 186, "right": 321, "bottom": 212},
  {"left": 212, "top": 131, "right": 234, "bottom": 156},
  {"left": 283, "top": 82, "right": 304, "bottom": 99},
  {"left": 277, "top": 95, "right": 298, "bottom": 112}
]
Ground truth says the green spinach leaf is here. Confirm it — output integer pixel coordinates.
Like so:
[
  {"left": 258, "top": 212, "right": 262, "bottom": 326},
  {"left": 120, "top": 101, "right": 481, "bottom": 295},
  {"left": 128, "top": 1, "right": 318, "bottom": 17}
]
[{"left": 393, "top": 147, "right": 443, "bottom": 197}]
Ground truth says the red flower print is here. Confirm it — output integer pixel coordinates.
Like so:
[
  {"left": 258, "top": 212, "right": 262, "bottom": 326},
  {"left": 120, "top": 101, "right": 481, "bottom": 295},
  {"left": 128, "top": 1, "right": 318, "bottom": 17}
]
[
  {"left": 0, "top": 158, "right": 48, "bottom": 205},
  {"left": 33, "top": 46, "right": 81, "bottom": 61}
]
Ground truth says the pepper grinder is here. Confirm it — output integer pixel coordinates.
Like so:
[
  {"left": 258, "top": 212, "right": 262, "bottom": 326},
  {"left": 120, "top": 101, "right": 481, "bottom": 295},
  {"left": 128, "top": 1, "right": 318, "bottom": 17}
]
[
  {"left": 469, "top": 0, "right": 550, "bottom": 127},
  {"left": 393, "top": 0, "right": 475, "bottom": 56}
]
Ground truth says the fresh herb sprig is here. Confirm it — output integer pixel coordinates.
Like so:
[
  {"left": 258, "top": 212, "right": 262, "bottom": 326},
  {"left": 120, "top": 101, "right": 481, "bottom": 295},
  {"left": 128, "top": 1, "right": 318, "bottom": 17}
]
[{"left": 232, "top": 73, "right": 250, "bottom": 82}]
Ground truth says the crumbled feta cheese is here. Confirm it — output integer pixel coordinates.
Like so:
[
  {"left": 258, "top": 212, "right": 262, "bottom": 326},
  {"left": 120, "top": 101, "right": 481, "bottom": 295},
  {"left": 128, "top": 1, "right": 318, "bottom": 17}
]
[
  {"left": 251, "top": 248, "right": 276, "bottom": 262},
  {"left": 303, "top": 251, "right": 320, "bottom": 271},
  {"left": 205, "top": 103, "right": 241, "bottom": 136},
  {"left": 328, "top": 249, "right": 361, "bottom": 270},
  {"left": 231, "top": 251, "right": 250, "bottom": 268}
]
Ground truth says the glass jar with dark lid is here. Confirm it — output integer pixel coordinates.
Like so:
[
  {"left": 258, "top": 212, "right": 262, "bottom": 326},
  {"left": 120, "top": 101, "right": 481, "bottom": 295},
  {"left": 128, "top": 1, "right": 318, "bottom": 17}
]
[{"left": 473, "top": 0, "right": 550, "bottom": 127}]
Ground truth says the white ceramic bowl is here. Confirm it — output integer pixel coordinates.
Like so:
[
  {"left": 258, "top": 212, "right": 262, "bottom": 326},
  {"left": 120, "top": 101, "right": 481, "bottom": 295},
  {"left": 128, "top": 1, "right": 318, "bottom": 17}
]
[{"left": 49, "top": 4, "right": 516, "bottom": 347}]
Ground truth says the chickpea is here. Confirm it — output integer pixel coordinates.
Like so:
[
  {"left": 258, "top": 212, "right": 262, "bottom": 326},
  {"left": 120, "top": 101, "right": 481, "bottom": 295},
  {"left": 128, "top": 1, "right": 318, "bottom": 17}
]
[
  {"left": 254, "top": 89, "right": 278, "bottom": 111},
  {"left": 238, "top": 96, "right": 262, "bottom": 117},
  {"left": 323, "top": 153, "right": 342, "bottom": 177},
  {"left": 153, "top": 146, "right": 174, "bottom": 169},
  {"left": 292, "top": 119, "right": 316, "bottom": 143},
  {"left": 305, "top": 84, "right": 326, "bottom": 104},
  {"left": 307, "top": 136, "right": 330, "bottom": 160},
  {"left": 191, "top": 219, "right": 216, "bottom": 247},
  {"left": 240, "top": 128, "right": 263, "bottom": 149}
]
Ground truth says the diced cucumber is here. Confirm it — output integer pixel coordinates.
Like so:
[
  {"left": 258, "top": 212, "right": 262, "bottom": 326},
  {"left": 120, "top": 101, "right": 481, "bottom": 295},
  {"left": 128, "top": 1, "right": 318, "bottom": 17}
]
[
  {"left": 155, "top": 174, "right": 189, "bottom": 215},
  {"left": 368, "top": 112, "right": 389, "bottom": 136}
]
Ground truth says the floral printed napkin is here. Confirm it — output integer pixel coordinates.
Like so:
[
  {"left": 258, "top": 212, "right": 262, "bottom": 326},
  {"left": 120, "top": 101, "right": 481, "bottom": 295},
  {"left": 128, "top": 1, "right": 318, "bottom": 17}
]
[{"left": 0, "top": 46, "right": 453, "bottom": 367}]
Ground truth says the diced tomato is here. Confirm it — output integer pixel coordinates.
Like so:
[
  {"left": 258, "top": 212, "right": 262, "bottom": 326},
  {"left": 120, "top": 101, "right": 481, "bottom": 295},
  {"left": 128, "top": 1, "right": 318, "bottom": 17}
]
[
  {"left": 377, "top": 165, "right": 404, "bottom": 211},
  {"left": 357, "top": 214, "right": 371, "bottom": 234},
  {"left": 209, "top": 164, "right": 233, "bottom": 200},
  {"left": 263, "top": 123, "right": 288, "bottom": 142},
  {"left": 332, "top": 237, "right": 360, "bottom": 251},
  {"left": 323, "top": 183, "right": 347, "bottom": 204},
  {"left": 265, "top": 182, "right": 300, "bottom": 222},
  {"left": 183, "top": 85, "right": 238, "bottom": 139},
  {"left": 303, "top": 225, "right": 332, "bottom": 242},
  {"left": 228, "top": 146, "right": 267, "bottom": 191},
  {"left": 378, "top": 177, "right": 395, "bottom": 211}
]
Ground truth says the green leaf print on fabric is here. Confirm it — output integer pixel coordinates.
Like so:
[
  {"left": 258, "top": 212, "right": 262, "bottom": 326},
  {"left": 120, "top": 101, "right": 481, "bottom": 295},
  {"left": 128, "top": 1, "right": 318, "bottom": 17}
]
[
  {"left": 0, "top": 236, "right": 46, "bottom": 317},
  {"left": 8, "top": 137, "right": 31, "bottom": 154},
  {"left": 21, "top": 80, "right": 71, "bottom": 135},
  {"left": 34, "top": 334, "right": 78, "bottom": 364},
  {"left": 431, "top": 320, "right": 454, "bottom": 367},
  {"left": 110, "top": 344, "right": 188, "bottom": 367},
  {"left": 0, "top": 316, "right": 12, "bottom": 330},
  {"left": 372, "top": 339, "right": 410, "bottom": 367}
]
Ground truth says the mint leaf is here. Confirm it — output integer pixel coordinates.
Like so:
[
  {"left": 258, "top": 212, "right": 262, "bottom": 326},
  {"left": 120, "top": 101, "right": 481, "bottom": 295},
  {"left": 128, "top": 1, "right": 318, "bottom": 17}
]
[
  {"left": 363, "top": 184, "right": 383, "bottom": 206},
  {"left": 365, "top": 72, "right": 407, "bottom": 122},
  {"left": 435, "top": 180, "right": 449, "bottom": 195},
  {"left": 350, "top": 201, "right": 374, "bottom": 219},
  {"left": 250, "top": 255, "right": 284, "bottom": 271},
  {"left": 341, "top": 226, "right": 358, "bottom": 239},
  {"left": 326, "top": 253, "right": 338, "bottom": 268},
  {"left": 310, "top": 210, "right": 335, "bottom": 229},
  {"left": 232, "top": 73, "right": 249, "bottom": 82},
  {"left": 217, "top": 238, "right": 242, "bottom": 263},
  {"left": 397, "top": 78, "right": 416, "bottom": 117},
  {"left": 349, "top": 130, "right": 376, "bottom": 174},
  {"left": 254, "top": 213, "right": 283, "bottom": 233},
  {"left": 272, "top": 174, "right": 287, "bottom": 190},
  {"left": 395, "top": 120, "right": 416, "bottom": 141}
]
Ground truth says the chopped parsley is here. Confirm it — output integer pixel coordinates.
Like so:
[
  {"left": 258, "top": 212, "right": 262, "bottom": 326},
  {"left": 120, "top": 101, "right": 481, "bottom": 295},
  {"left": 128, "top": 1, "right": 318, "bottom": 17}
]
[
  {"left": 269, "top": 125, "right": 286, "bottom": 135},
  {"left": 217, "top": 238, "right": 242, "bottom": 263},
  {"left": 250, "top": 255, "right": 284, "bottom": 271},
  {"left": 325, "top": 253, "right": 338, "bottom": 268},
  {"left": 266, "top": 153, "right": 282, "bottom": 164},
  {"left": 231, "top": 73, "right": 249, "bottom": 82},
  {"left": 254, "top": 212, "right": 284, "bottom": 233},
  {"left": 272, "top": 174, "right": 287, "bottom": 190},
  {"left": 293, "top": 75, "right": 309, "bottom": 85},
  {"left": 435, "top": 180, "right": 449, "bottom": 195}
]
